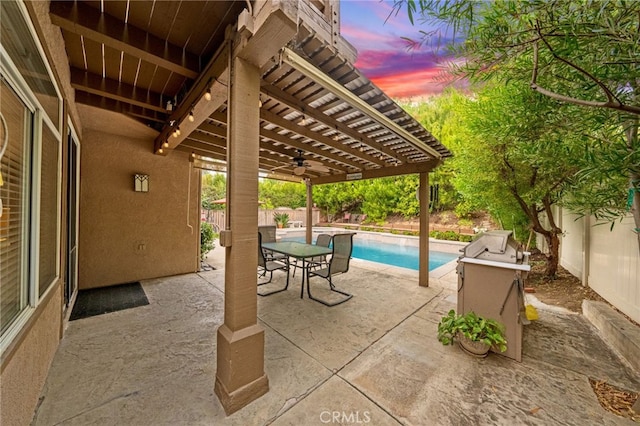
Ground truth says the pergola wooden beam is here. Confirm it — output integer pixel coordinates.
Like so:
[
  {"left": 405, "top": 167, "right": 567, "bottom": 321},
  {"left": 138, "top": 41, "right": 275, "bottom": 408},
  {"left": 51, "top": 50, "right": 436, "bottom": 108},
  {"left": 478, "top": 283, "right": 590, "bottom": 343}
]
[
  {"left": 259, "top": 125, "right": 361, "bottom": 171},
  {"left": 282, "top": 48, "right": 443, "bottom": 160},
  {"left": 261, "top": 84, "right": 406, "bottom": 164},
  {"left": 260, "top": 109, "right": 377, "bottom": 168},
  {"left": 309, "top": 159, "right": 441, "bottom": 185},
  {"left": 204, "top": 111, "right": 353, "bottom": 172},
  {"left": 192, "top": 121, "right": 344, "bottom": 175},
  {"left": 49, "top": 1, "right": 200, "bottom": 79}
]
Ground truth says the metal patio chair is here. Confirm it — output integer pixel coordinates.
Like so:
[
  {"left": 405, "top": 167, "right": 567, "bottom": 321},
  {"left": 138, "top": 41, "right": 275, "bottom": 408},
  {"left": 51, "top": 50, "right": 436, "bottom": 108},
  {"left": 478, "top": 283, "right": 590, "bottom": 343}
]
[
  {"left": 257, "top": 232, "right": 290, "bottom": 296},
  {"left": 292, "top": 233, "right": 332, "bottom": 277},
  {"left": 258, "top": 225, "right": 287, "bottom": 262},
  {"left": 306, "top": 233, "right": 355, "bottom": 306}
]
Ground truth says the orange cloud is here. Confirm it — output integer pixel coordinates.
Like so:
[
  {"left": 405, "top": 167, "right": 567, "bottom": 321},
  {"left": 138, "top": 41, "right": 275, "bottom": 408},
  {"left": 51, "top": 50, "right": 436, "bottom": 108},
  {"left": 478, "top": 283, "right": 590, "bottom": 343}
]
[{"left": 370, "top": 68, "right": 446, "bottom": 98}]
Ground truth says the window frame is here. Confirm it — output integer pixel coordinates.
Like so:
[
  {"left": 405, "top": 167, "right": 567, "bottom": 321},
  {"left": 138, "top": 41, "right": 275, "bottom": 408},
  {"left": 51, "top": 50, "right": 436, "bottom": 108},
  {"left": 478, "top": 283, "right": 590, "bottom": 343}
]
[{"left": 0, "top": 0, "right": 63, "bottom": 353}]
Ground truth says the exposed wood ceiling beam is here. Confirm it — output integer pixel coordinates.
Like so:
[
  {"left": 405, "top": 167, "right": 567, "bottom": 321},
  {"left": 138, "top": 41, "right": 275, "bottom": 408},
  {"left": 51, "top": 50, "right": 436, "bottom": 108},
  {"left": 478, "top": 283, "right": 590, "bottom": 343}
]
[
  {"left": 70, "top": 68, "right": 165, "bottom": 113},
  {"left": 49, "top": 1, "right": 199, "bottom": 78},
  {"left": 182, "top": 138, "right": 227, "bottom": 156},
  {"left": 175, "top": 145, "right": 226, "bottom": 163},
  {"left": 74, "top": 92, "right": 168, "bottom": 123}
]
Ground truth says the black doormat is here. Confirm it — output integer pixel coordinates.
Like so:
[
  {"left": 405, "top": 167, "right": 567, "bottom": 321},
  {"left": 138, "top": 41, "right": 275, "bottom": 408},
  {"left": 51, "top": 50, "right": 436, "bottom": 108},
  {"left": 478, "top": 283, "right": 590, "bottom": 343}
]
[{"left": 70, "top": 282, "right": 149, "bottom": 321}]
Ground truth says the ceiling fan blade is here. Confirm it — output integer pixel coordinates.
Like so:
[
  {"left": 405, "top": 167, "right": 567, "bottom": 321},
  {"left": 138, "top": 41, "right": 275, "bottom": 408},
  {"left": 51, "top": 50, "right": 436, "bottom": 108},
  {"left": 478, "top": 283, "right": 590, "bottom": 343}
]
[{"left": 270, "top": 164, "right": 291, "bottom": 172}]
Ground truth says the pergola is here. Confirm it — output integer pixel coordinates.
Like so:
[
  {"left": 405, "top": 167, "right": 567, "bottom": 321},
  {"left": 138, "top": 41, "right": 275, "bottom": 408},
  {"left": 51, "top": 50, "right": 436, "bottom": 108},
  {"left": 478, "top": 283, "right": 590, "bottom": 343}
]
[{"left": 49, "top": 0, "right": 451, "bottom": 414}]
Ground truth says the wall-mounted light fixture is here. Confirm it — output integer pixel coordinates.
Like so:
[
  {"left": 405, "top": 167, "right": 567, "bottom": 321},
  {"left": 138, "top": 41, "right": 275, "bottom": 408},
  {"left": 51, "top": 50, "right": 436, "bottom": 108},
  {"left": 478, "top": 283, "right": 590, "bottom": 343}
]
[{"left": 134, "top": 174, "right": 149, "bottom": 192}]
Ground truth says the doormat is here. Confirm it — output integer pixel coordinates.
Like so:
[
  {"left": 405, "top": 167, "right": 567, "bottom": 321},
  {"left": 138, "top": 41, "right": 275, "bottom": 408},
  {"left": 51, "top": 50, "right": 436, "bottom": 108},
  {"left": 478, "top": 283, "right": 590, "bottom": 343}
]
[{"left": 70, "top": 282, "right": 149, "bottom": 321}]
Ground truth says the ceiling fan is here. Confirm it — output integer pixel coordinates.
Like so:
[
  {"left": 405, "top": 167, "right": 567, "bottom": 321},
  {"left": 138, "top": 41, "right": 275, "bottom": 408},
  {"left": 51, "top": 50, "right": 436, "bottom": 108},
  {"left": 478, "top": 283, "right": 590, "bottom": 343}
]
[{"left": 273, "top": 149, "right": 330, "bottom": 176}]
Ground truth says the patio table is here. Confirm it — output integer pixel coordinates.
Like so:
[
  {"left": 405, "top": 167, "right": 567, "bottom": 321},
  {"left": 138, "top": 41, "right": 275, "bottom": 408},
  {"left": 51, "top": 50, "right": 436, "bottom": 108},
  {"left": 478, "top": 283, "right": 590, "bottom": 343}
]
[{"left": 262, "top": 241, "right": 332, "bottom": 299}]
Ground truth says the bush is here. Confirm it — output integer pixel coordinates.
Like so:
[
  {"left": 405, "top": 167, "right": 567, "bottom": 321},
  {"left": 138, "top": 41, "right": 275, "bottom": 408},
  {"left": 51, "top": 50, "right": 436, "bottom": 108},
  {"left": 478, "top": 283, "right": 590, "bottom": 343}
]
[
  {"left": 429, "top": 230, "right": 473, "bottom": 242},
  {"left": 200, "top": 222, "right": 217, "bottom": 260}
]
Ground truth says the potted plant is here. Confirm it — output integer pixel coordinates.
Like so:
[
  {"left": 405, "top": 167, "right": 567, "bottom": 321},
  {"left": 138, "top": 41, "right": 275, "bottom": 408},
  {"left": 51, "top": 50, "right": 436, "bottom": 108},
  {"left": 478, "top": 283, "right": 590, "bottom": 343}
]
[
  {"left": 437, "top": 309, "right": 507, "bottom": 357},
  {"left": 273, "top": 212, "right": 290, "bottom": 228}
]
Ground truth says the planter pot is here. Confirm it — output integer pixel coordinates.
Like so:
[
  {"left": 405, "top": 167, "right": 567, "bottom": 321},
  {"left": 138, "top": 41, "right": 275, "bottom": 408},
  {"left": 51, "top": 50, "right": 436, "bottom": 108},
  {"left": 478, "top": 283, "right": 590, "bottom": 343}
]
[{"left": 457, "top": 332, "right": 490, "bottom": 358}]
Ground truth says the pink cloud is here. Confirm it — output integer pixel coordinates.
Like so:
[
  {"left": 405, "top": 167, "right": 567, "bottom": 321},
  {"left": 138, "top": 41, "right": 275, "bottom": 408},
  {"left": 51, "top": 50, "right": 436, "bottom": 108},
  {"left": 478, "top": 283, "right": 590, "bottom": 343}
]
[
  {"left": 371, "top": 68, "right": 446, "bottom": 98},
  {"left": 341, "top": 26, "right": 390, "bottom": 46}
]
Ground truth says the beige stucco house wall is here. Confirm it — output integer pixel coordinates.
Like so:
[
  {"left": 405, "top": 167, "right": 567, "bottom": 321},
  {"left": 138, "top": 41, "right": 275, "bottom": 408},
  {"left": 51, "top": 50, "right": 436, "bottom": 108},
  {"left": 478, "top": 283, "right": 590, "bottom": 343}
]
[
  {"left": 1, "top": 2, "right": 201, "bottom": 424},
  {"left": 0, "top": 285, "right": 62, "bottom": 426},
  {"left": 1, "top": 3, "right": 74, "bottom": 425},
  {"left": 78, "top": 108, "right": 200, "bottom": 289}
]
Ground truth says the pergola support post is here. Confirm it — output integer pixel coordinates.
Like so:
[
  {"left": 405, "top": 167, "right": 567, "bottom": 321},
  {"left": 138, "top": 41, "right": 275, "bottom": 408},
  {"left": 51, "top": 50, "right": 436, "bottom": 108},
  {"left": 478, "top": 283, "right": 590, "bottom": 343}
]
[
  {"left": 419, "top": 172, "right": 430, "bottom": 286},
  {"left": 306, "top": 180, "right": 313, "bottom": 244},
  {"left": 214, "top": 56, "right": 268, "bottom": 415}
]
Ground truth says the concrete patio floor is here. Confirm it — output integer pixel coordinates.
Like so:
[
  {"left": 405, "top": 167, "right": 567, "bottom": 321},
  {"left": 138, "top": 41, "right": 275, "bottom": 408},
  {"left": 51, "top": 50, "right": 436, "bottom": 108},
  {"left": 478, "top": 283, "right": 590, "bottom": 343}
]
[{"left": 33, "top": 248, "right": 639, "bottom": 425}]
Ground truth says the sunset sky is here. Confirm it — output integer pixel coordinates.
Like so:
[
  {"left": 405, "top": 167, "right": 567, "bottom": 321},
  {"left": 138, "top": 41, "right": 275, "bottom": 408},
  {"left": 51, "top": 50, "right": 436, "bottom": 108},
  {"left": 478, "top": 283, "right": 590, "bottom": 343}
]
[{"left": 340, "top": 0, "right": 459, "bottom": 99}]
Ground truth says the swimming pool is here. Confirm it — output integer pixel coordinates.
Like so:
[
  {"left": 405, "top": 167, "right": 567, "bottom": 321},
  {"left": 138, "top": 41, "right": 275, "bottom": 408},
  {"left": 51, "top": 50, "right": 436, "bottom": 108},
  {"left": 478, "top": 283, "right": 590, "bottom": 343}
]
[{"left": 282, "top": 236, "right": 458, "bottom": 271}]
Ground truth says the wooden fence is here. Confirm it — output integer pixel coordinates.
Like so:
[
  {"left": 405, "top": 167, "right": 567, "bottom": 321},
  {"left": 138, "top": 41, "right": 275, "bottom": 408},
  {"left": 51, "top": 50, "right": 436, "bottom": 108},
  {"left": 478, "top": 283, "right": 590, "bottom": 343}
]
[{"left": 202, "top": 208, "right": 321, "bottom": 232}]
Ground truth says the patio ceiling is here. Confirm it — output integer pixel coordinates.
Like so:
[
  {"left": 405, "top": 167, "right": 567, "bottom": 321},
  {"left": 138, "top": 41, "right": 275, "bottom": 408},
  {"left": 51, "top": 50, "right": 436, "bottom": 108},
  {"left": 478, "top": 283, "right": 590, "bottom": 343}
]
[{"left": 51, "top": 0, "right": 451, "bottom": 185}]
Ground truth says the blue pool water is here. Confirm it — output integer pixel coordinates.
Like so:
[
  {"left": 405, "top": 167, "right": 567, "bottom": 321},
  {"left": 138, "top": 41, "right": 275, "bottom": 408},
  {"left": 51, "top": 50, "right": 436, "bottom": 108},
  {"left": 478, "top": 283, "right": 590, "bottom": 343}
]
[{"left": 282, "top": 236, "right": 458, "bottom": 271}]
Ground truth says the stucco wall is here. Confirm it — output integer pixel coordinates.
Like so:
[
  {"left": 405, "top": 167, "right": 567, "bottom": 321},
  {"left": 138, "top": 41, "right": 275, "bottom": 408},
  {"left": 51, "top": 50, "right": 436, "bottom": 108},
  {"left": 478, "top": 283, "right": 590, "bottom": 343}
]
[
  {"left": 78, "top": 107, "right": 200, "bottom": 289},
  {"left": 0, "top": 284, "right": 62, "bottom": 426},
  {"left": 0, "top": 4, "right": 71, "bottom": 426}
]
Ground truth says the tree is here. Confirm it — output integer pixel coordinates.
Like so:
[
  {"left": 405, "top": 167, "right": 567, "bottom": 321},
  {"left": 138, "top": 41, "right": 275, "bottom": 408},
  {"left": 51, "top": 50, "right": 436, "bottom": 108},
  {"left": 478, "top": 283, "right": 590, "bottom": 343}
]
[
  {"left": 395, "top": 0, "right": 640, "bottom": 252},
  {"left": 258, "top": 180, "right": 306, "bottom": 209},
  {"left": 201, "top": 173, "right": 226, "bottom": 221},
  {"left": 313, "top": 182, "right": 363, "bottom": 221},
  {"left": 455, "top": 82, "right": 591, "bottom": 277},
  {"left": 401, "top": 90, "right": 470, "bottom": 212}
]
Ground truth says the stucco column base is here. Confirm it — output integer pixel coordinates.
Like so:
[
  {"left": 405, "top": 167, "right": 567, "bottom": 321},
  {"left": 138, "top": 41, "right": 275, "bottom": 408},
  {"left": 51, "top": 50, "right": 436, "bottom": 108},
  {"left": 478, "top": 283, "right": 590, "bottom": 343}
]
[{"left": 214, "top": 324, "right": 269, "bottom": 415}]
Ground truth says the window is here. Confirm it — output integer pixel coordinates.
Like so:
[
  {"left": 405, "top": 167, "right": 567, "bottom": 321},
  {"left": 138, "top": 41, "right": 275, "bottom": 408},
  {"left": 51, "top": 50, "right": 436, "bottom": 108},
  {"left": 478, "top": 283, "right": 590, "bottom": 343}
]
[
  {"left": 0, "top": 78, "right": 32, "bottom": 335},
  {"left": 39, "top": 124, "right": 60, "bottom": 296},
  {"left": 0, "top": 0, "right": 62, "bottom": 349},
  {"left": 0, "top": 0, "right": 61, "bottom": 131}
]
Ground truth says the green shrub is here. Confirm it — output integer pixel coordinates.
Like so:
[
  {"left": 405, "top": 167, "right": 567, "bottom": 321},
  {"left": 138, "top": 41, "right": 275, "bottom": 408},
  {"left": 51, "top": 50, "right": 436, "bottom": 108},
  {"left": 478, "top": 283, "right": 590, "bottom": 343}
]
[
  {"left": 200, "top": 222, "right": 217, "bottom": 260},
  {"left": 429, "top": 230, "right": 473, "bottom": 242}
]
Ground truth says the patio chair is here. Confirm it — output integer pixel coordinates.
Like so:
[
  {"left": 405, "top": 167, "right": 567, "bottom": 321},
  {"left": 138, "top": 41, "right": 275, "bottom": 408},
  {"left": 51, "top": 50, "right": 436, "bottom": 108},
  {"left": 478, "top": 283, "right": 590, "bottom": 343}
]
[
  {"left": 306, "top": 233, "right": 355, "bottom": 306},
  {"left": 257, "top": 232, "right": 290, "bottom": 296},
  {"left": 292, "top": 233, "right": 332, "bottom": 277},
  {"left": 258, "top": 225, "right": 287, "bottom": 261}
]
